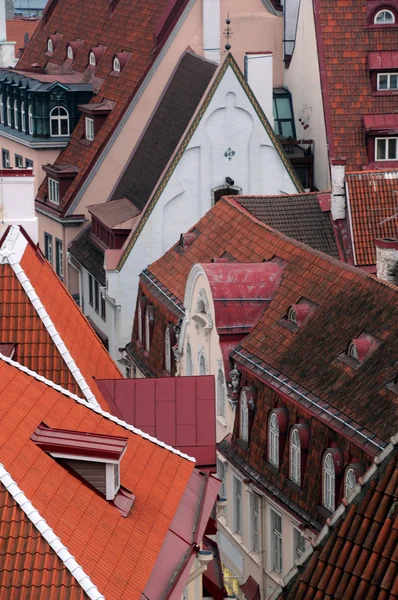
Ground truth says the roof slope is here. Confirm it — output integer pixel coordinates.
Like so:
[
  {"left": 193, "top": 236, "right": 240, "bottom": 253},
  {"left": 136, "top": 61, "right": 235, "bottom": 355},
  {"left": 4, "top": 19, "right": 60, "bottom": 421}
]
[
  {"left": 0, "top": 353, "right": 195, "bottom": 600},
  {"left": 69, "top": 225, "right": 105, "bottom": 285},
  {"left": 21, "top": 0, "right": 190, "bottom": 214},
  {"left": 0, "top": 482, "right": 87, "bottom": 600},
  {"left": 273, "top": 438, "right": 398, "bottom": 600},
  {"left": 111, "top": 51, "right": 218, "bottom": 212},
  {"left": 346, "top": 170, "right": 398, "bottom": 266},
  {"left": 313, "top": 0, "right": 398, "bottom": 169},
  {"left": 0, "top": 225, "right": 121, "bottom": 407},
  {"left": 235, "top": 193, "right": 339, "bottom": 259}
]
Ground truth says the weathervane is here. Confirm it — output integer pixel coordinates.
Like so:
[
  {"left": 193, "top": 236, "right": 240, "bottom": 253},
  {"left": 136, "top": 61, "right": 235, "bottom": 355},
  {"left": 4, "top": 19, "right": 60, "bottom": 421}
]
[{"left": 223, "top": 14, "right": 233, "bottom": 51}]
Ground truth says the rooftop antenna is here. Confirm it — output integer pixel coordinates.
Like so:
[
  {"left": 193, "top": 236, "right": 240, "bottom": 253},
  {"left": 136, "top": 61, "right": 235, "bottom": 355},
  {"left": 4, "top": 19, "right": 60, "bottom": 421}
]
[{"left": 224, "top": 14, "right": 233, "bottom": 51}]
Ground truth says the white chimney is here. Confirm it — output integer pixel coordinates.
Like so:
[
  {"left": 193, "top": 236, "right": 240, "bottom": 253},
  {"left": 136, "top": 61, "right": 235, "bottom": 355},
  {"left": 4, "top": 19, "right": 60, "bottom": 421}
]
[
  {"left": 331, "top": 159, "right": 346, "bottom": 220},
  {"left": 0, "top": 0, "right": 16, "bottom": 66},
  {"left": 245, "top": 52, "right": 274, "bottom": 127},
  {"left": 0, "top": 169, "right": 38, "bottom": 243},
  {"left": 203, "top": 0, "right": 220, "bottom": 63},
  {"left": 375, "top": 238, "right": 398, "bottom": 284}
]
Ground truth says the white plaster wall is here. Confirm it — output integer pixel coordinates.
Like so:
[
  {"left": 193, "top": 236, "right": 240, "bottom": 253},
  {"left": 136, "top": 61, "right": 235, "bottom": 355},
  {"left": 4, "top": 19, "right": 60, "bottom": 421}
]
[
  {"left": 284, "top": 0, "right": 330, "bottom": 190},
  {"left": 80, "top": 265, "right": 116, "bottom": 349},
  {"left": 0, "top": 176, "right": 37, "bottom": 242}
]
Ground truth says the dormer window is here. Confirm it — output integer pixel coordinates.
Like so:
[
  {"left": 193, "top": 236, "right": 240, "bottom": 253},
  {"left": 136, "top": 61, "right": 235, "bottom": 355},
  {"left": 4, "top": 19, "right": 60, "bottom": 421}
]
[
  {"left": 344, "top": 468, "right": 356, "bottom": 498},
  {"left": 48, "top": 178, "right": 59, "bottom": 204},
  {"left": 269, "top": 413, "right": 279, "bottom": 467},
  {"left": 13, "top": 100, "right": 18, "bottom": 130},
  {"left": 377, "top": 73, "right": 398, "bottom": 90},
  {"left": 374, "top": 9, "right": 395, "bottom": 24},
  {"left": 280, "top": 298, "right": 316, "bottom": 332},
  {"left": 111, "top": 52, "right": 131, "bottom": 75},
  {"left": 6, "top": 97, "right": 11, "bottom": 126},
  {"left": 376, "top": 137, "right": 398, "bottom": 161},
  {"left": 340, "top": 332, "right": 380, "bottom": 368},
  {"left": 47, "top": 38, "right": 53, "bottom": 52},
  {"left": 0, "top": 95, "right": 4, "bottom": 124},
  {"left": 239, "top": 390, "right": 249, "bottom": 441},
  {"left": 322, "top": 448, "right": 343, "bottom": 513},
  {"left": 67, "top": 45, "right": 74, "bottom": 60},
  {"left": 89, "top": 51, "right": 96, "bottom": 66},
  {"left": 347, "top": 340, "right": 358, "bottom": 360},
  {"left": 144, "top": 306, "right": 156, "bottom": 353},
  {"left": 113, "top": 57, "right": 121, "bottom": 72},
  {"left": 287, "top": 305, "right": 297, "bottom": 324},
  {"left": 50, "top": 106, "right": 69, "bottom": 137},
  {"left": 85, "top": 117, "right": 94, "bottom": 141}
]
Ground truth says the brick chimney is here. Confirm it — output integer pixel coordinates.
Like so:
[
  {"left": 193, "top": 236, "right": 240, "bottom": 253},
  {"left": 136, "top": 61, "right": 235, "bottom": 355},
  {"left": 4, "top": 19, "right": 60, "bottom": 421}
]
[
  {"left": 375, "top": 238, "right": 398, "bottom": 284},
  {"left": 244, "top": 51, "right": 274, "bottom": 126}
]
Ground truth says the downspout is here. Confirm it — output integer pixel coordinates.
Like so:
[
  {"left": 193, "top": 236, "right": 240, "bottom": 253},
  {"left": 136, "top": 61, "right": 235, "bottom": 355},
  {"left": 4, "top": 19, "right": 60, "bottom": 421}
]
[{"left": 260, "top": 494, "right": 266, "bottom": 600}]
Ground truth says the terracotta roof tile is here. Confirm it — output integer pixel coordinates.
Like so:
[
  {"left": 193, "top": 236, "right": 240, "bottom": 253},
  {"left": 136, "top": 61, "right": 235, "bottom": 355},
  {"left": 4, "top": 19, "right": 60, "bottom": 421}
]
[{"left": 6, "top": 18, "right": 39, "bottom": 58}]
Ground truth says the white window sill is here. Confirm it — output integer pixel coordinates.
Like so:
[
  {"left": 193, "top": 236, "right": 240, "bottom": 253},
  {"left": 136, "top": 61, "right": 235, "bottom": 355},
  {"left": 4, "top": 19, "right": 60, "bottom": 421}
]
[
  {"left": 266, "top": 570, "right": 284, "bottom": 585},
  {"left": 248, "top": 549, "right": 261, "bottom": 565},
  {"left": 217, "top": 415, "right": 227, "bottom": 427}
]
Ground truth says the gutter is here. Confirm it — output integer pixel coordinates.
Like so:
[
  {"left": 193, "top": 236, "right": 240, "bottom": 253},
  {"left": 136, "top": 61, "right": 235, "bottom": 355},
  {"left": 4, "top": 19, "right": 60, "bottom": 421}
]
[{"left": 35, "top": 204, "right": 86, "bottom": 225}]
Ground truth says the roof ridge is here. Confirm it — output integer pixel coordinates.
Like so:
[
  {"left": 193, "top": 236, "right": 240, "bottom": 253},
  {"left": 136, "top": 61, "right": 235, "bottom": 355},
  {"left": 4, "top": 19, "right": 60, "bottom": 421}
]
[
  {"left": 268, "top": 434, "right": 398, "bottom": 600},
  {"left": 0, "top": 225, "right": 101, "bottom": 408},
  {"left": 232, "top": 191, "right": 331, "bottom": 199},
  {"left": 346, "top": 169, "right": 398, "bottom": 176},
  {"left": 0, "top": 351, "right": 196, "bottom": 462},
  {"left": 0, "top": 463, "right": 105, "bottom": 600}
]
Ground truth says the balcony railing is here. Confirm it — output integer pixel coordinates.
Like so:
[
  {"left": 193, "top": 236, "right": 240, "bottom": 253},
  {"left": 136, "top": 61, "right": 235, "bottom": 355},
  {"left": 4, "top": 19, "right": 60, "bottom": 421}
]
[{"left": 281, "top": 139, "right": 314, "bottom": 159}]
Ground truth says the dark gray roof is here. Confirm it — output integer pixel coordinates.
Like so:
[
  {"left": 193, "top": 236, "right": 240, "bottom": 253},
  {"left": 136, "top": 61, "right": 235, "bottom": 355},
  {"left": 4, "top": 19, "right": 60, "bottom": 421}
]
[
  {"left": 111, "top": 51, "right": 217, "bottom": 211},
  {"left": 235, "top": 193, "right": 340, "bottom": 259},
  {"left": 68, "top": 225, "right": 105, "bottom": 284}
]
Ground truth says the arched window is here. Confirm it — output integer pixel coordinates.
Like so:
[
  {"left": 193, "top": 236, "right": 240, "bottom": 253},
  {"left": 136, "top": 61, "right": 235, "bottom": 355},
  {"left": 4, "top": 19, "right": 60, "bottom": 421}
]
[
  {"left": 288, "top": 306, "right": 297, "bottom": 324},
  {"left": 145, "top": 308, "right": 151, "bottom": 352},
  {"left": 323, "top": 453, "right": 335, "bottom": 512},
  {"left": 186, "top": 343, "right": 193, "bottom": 375},
  {"left": 217, "top": 370, "right": 226, "bottom": 418},
  {"left": 13, "top": 100, "right": 18, "bottom": 130},
  {"left": 47, "top": 38, "right": 53, "bottom": 52},
  {"left": 67, "top": 45, "right": 74, "bottom": 60},
  {"left": 89, "top": 51, "right": 96, "bottom": 66},
  {"left": 239, "top": 390, "right": 248, "bottom": 441},
  {"left": 6, "top": 98, "right": 11, "bottom": 126},
  {"left": 28, "top": 105, "right": 33, "bottom": 135},
  {"left": 113, "top": 57, "right": 121, "bottom": 72},
  {"left": 165, "top": 326, "right": 171, "bottom": 373},
  {"left": 21, "top": 102, "right": 25, "bottom": 132},
  {"left": 50, "top": 106, "right": 69, "bottom": 137},
  {"left": 0, "top": 95, "right": 4, "bottom": 124},
  {"left": 199, "top": 354, "right": 206, "bottom": 375},
  {"left": 290, "top": 429, "right": 301, "bottom": 485},
  {"left": 374, "top": 9, "right": 395, "bottom": 23},
  {"left": 269, "top": 413, "right": 279, "bottom": 468},
  {"left": 345, "top": 468, "right": 356, "bottom": 498}
]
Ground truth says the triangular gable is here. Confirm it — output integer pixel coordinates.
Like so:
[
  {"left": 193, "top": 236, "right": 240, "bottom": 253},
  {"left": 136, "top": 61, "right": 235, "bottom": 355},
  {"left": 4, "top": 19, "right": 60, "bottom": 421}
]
[
  {"left": 116, "top": 52, "right": 303, "bottom": 270},
  {"left": 46, "top": 81, "right": 71, "bottom": 92}
]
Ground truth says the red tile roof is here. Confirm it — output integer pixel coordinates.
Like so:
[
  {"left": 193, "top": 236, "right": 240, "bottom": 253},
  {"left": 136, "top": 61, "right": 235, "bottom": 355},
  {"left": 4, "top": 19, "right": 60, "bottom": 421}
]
[
  {"left": 313, "top": 0, "right": 398, "bottom": 169},
  {"left": 273, "top": 440, "right": 398, "bottom": 600},
  {"left": 17, "top": 0, "right": 189, "bottom": 215},
  {"left": 346, "top": 170, "right": 398, "bottom": 266},
  {"left": 96, "top": 376, "right": 216, "bottom": 467},
  {"left": 0, "top": 353, "right": 197, "bottom": 600},
  {"left": 6, "top": 18, "right": 39, "bottom": 58},
  {"left": 0, "top": 225, "right": 121, "bottom": 408}
]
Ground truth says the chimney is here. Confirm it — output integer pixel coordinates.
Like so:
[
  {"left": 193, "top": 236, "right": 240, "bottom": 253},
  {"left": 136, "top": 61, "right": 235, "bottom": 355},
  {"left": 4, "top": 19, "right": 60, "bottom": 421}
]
[
  {"left": 203, "top": 0, "right": 220, "bottom": 63},
  {"left": 375, "top": 238, "right": 398, "bottom": 284},
  {"left": 330, "top": 159, "right": 346, "bottom": 220},
  {"left": 244, "top": 52, "right": 274, "bottom": 126},
  {"left": 0, "top": 0, "right": 16, "bottom": 66},
  {"left": 5, "top": 0, "right": 13, "bottom": 21}
]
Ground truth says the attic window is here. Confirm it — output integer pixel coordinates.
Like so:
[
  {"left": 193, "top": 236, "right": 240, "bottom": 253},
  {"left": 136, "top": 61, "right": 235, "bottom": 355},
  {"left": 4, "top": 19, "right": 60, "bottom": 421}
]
[
  {"left": 89, "top": 51, "right": 96, "bottom": 66},
  {"left": 387, "top": 373, "right": 398, "bottom": 394},
  {"left": 113, "top": 57, "right": 121, "bottom": 72},
  {"left": 339, "top": 332, "right": 381, "bottom": 369},
  {"left": 279, "top": 298, "right": 317, "bottom": 332},
  {"left": 374, "top": 9, "right": 395, "bottom": 24},
  {"left": 47, "top": 38, "right": 53, "bottom": 52},
  {"left": 67, "top": 45, "right": 73, "bottom": 60},
  {"left": 287, "top": 305, "right": 297, "bottom": 324}
]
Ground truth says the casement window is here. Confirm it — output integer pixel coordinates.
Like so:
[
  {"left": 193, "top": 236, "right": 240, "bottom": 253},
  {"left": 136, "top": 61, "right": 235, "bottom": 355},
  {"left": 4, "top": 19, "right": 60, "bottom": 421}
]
[
  {"left": 21, "top": 102, "right": 25, "bottom": 132},
  {"left": 217, "top": 370, "right": 226, "bottom": 418},
  {"left": 2, "top": 149, "right": 10, "bottom": 168},
  {"left": 232, "top": 475, "right": 242, "bottom": 534},
  {"left": 94, "top": 279, "right": 100, "bottom": 312},
  {"left": 25, "top": 158, "right": 33, "bottom": 169},
  {"left": 270, "top": 508, "right": 282, "bottom": 573},
  {"left": 145, "top": 306, "right": 155, "bottom": 353},
  {"left": 293, "top": 528, "right": 305, "bottom": 562},
  {"left": 100, "top": 294, "right": 106, "bottom": 321},
  {"left": 50, "top": 106, "right": 69, "bottom": 137},
  {"left": 113, "top": 57, "right": 121, "bottom": 72},
  {"left": 89, "top": 51, "right": 96, "bottom": 66},
  {"left": 165, "top": 326, "right": 172, "bottom": 372},
  {"left": 374, "top": 9, "right": 395, "bottom": 24},
  {"left": 0, "top": 95, "right": 4, "bottom": 123},
  {"left": 375, "top": 137, "right": 398, "bottom": 161},
  {"left": 323, "top": 452, "right": 335, "bottom": 512},
  {"left": 273, "top": 87, "right": 296, "bottom": 138},
  {"left": 138, "top": 302, "right": 143, "bottom": 343},
  {"left": 344, "top": 467, "right": 357, "bottom": 498},
  {"left": 48, "top": 178, "right": 59, "bottom": 204},
  {"left": 250, "top": 493, "right": 260, "bottom": 552},
  {"left": 217, "top": 459, "right": 226, "bottom": 499},
  {"left": 377, "top": 73, "right": 398, "bottom": 90},
  {"left": 44, "top": 233, "right": 53, "bottom": 264},
  {"left": 186, "top": 343, "right": 193, "bottom": 375},
  {"left": 67, "top": 45, "right": 74, "bottom": 60},
  {"left": 239, "top": 389, "right": 249, "bottom": 441},
  {"left": 269, "top": 413, "right": 280, "bottom": 468},
  {"left": 55, "top": 239, "right": 63, "bottom": 279},
  {"left": 6, "top": 98, "right": 11, "bottom": 126},
  {"left": 88, "top": 273, "right": 94, "bottom": 306},
  {"left": 290, "top": 428, "right": 301, "bottom": 485},
  {"left": 15, "top": 154, "right": 23, "bottom": 168},
  {"left": 28, "top": 105, "right": 33, "bottom": 135},
  {"left": 13, "top": 100, "right": 18, "bottom": 129},
  {"left": 85, "top": 117, "right": 94, "bottom": 141}
]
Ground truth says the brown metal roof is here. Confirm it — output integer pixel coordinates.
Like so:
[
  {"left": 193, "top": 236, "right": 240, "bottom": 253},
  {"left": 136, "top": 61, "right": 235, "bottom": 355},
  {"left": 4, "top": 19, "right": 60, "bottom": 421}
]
[{"left": 88, "top": 197, "right": 140, "bottom": 229}]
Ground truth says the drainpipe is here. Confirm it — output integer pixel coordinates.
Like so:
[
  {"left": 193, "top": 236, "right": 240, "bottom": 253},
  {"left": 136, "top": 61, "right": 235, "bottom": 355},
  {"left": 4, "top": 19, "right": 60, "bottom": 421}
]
[{"left": 260, "top": 494, "right": 266, "bottom": 600}]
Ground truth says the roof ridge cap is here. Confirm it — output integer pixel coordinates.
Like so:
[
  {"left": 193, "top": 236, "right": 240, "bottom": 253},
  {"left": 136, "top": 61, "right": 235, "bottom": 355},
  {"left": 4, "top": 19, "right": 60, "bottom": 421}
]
[
  {"left": 0, "top": 352, "right": 196, "bottom": 462},
  {"left": 0, "top": 463, "right": 105, "bottom": 600}
]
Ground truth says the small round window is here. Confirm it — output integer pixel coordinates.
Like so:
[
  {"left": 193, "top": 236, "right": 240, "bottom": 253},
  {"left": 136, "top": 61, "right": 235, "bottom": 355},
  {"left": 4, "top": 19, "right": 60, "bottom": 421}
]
[{"left": 374, "top": 9, "right": 395, "bottom": 24}]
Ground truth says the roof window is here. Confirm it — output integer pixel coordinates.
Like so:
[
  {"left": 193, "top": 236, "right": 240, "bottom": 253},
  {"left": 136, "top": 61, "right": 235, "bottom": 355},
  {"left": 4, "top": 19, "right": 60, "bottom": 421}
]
[
  {"left": 46, "top": 34, "right": 61, "bottom": 54},
  {"left": 113, "top": 57, "right": 121, "bottom": 72},
  {"left": 279, "top": 297, "right": 317, "bottom": 332},
  {"left": 339, "top": 332, "right": 380, "bottom": 369},
  {"left": 66, "top": 40, "right": 83, "bottom": 61},
  {"left": 111, "top": 52, "right": 131, "bottom": 75},
  {"left": 47, "top": 38, "right": 53, "bottom": 52},
  {"left": 67, "top": 45, "right": 73, "bottom": 59},
  {"left": 88, "top": 46, "right": 106, "bottom": 68},
  {"left": 374, "top": 9, "right": 395, "bottom": 24}
]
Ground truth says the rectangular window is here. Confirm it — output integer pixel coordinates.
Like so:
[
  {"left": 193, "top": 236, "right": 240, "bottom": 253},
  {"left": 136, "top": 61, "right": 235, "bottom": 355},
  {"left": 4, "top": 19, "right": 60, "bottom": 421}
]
[
  {"left": 48, "top": 178, "right": 60, "bottom": 204},
  {"left": 217, "top": 458, "right": 226, "bottom": 501},
  {"left": 44, "top": 233, "right": 53, "bottom": 264},
  {"left": 88, "top": 274, "right": 93, "bottom": 306},
  {"left": 377, "top": 72, "right": 398, "bottom": 90},
  {"left": 55, "top": 239, "right": 63, "bottom": 279},
  {"left": 85, "top": 117, "right": 94, "bottom": 141},
  {"left": 270, "top": 508, "right": 282, "bottom": 573},
  {"left": 376, "top": 137, "right": 398, "bottom": 161},
  {"left": 293, "top": 528, "right": 305, "bottom": 562},
  {"left": 2, "top": 149, "right": 10, "bottom": 168},
  {"left": 273, "top": 88, "right": 296, "bottom": 139},
  {"left": 233, "top": 475, "right": 242, "bottom": 534},
  {"left": 94, "top": 279, "right": 100, "bottom": 313},
  {"left": 25, "top": 158, "right": 33, "bottom": 170},
  {"left": 250, "top": 493, "right": 260, "bottom": 552},
  {"left": 15, "top": 154, "right": 23, "bottom": 168},
  {"left": 100, "top": 293, "right": 106, "bottom": 321}
]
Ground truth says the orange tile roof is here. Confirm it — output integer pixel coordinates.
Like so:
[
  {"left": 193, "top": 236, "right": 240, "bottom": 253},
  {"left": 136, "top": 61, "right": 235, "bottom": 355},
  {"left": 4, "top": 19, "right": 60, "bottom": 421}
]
[
  {"left": 6, "top": 18, "right": 40, "bottom": 58},
  {"left": 346, "top": 170, "right": 398, "bottom": 266},
  {"left": 0, "top": 354, "right": 194, "bottom": 600},
  {"left": 0, "top": 225, "right": 121, "bottom": 408}
]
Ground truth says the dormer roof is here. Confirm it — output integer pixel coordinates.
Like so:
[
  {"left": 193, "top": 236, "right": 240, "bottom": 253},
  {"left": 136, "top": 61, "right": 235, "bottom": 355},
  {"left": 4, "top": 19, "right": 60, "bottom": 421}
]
[{"left": 88, "top": 197, "right": 140, "bottom": 230}]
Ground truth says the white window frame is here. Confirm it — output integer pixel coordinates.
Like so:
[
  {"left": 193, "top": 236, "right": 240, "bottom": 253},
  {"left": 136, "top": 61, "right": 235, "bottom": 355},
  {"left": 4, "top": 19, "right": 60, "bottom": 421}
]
[
  {"left": 165, "top": 326, "right": 171, "bottom": 373},
  {"left": 113, "top": 56, "right": 121, "bottom": 72},
  {"left": 374, "top": 9, "right": 395, "bottom": 24},
  {"left": 293, "top": 527, "right": 305, "bottom": 562},
  {"left": 105, "top": 462, "right": 120, "bottom": 500},
  {"left": 250, "top": 493, "right": 260, "bottom": 553},
  {"left": 50, "top": 106, "right": 70, "bottom": 137},
  {"left": 137, "top": 302, "right": 143, "bottom": 343},
  {"left": 47, "top": 38, "right": 53, "bottom": 52},
  {"left": 323, "top": 453, "right": 335, "bottom": 512},
  {"left": 217, "top": 458, "right": 226, "bottom": 499},
  {"left": 48, "top": 178, "right": 59, "bottom": 205},
  {"left": 2, "top": 149, "right": 10, "bottom": 168},
  {"left": 67, "top": 45, "right": 74, "bottom": 60},
  {"left": 344, "top": 468, "right": 356, "bottom": 498},
  {"left": 0, "top": 95, "right": 4, "bottom": 124},
  {"left": 377, "top": 72, "right": 398, "bottom": 90},
  {"left": 239, "top": 390, "right": 249, "bottom": 441},
  {"left": 89, "top": 51, "right": 96, "bottom": 66},
  {"left": 186, "top": 342, "right": 193, "bottom": 375},
  {"left": 290, "top": 428, "right": 301, "bottom": 485},
  {"left": 232, "top": 474, "right": 242, "bottom": 534},
  {"left": 44, "top": 233, "right": 53, "bottom": 264},
  {"left": 28, "top": 105, "right": 33, "bottom": 135},
  {"left": 55, "top": 238, "right": 63, "bottom": 279},
  {"left": 85, "top": 116, "right": 94, "bottom": 141},
  {"left": 6, "top": 97, "right": 11, "bottom": 126},
  {"left": 217, "top": 370, "right": 226, "bottom": 418},
  {"left": 13, "top": 100, "right": 18, "bottom": 130},
  {"left": 375, "top": 137, "right": 398, "bottom": 161},
  {"left": 270, "top": 507, "right": 282, "bottom": 573},
  {"left": 269, "top": 413, "right": 279, "bottom": 468},
  {"left": 145, "top": 308, "right": 151, "bottom": 352},
  {"left": 21, "top": 102, "right": 25, "bottom": 132}
]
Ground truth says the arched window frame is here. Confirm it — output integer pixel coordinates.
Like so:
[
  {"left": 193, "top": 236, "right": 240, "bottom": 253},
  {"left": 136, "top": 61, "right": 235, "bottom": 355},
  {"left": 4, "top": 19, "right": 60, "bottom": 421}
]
[
  {"left": 47, "top": 38, "right": 53, "bottom": 52},
  {"left": 323, "top": 452, "right": 335, "bottom": 512},
  {"left": 50, "top": 106, "right": 69, "bottom": 137},
  {"left": 186, "top": 342, "right": 193, "bottom": 375},
  {"left": 89, "top": 51, "right": 96, "bottom": 66},
  {"left": 21, "top": 102, "right": 25, "bottom": 132},
  {"left": 0, "top": 95, "right": 4, "bottom": 124},
  {"left": 165, "top": 326, "right": 171, "bottom": 373},
  {"left": 239, "top": 390, "right": 249, "bottom": 441},
  {"left": 13, "top": 99, "right": 18, "bottom": 130},
  {"left": 6, "top": 97, "right": 11, "bottom": 126},
  {"left": 28, "top": 105, "right": 33, "bottom": 135},
  {"left": 269, "top": 413, "right": 280, "bottom": 468},
  {"left": 199, "top": 353, "right": 206, "bottom": 375},
  {"left": 67, "top": 45, "right": 74, "bottom": 60},
  {"left": 217, "top": 370, "right": 226, "bottom": 418},
  {"left": 344, "top": 467, "right": 357, "bottom": 499},
  {"left": 290, "top": 428, "right": 301, "bottom": 485},
  {"left": 113, "top": 57, "right": 121, "bottom": 72},
  {"left": 374, "top": 8, "right": 395, "bottom": 23}
]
